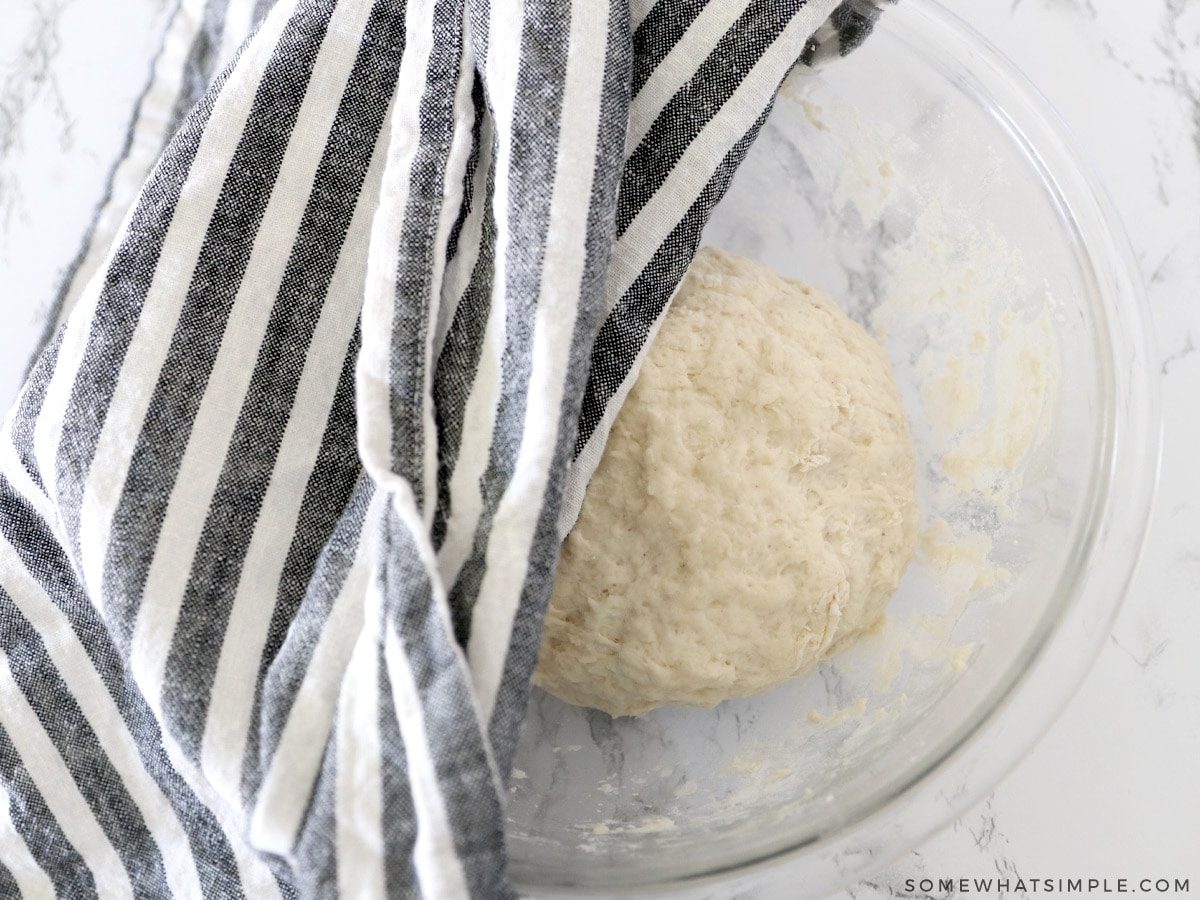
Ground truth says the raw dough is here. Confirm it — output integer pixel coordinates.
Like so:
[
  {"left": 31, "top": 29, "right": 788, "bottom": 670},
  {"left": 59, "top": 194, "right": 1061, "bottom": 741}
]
[{"left": 535, "top": 247, "right": 919, "bottom": 717}]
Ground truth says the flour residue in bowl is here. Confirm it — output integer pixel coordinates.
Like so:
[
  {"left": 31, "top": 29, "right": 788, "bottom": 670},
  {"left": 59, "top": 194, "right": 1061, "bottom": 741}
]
[
  {"left": 764, "top": 69, "right": 1060, "bottom": 737},
  {"left": 875, "top": 197, "right": 1060, "bottom": 509},
  {"left": 506, "top": 63, "right": 1069, "bottom": 860}
]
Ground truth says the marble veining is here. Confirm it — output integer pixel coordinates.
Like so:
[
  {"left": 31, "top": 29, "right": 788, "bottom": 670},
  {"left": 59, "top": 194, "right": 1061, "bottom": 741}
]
[
  {"left": 856, "top": 1, "right": 1200, "bottom": 894},
  {"left": 0, "top": 0, "right": 76, "bottom": 229}
]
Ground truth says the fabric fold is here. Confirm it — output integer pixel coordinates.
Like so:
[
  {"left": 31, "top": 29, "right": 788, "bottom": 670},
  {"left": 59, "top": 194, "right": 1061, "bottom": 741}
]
[{"left": 1, "top": 0, "right": 892, "bottom": 895}]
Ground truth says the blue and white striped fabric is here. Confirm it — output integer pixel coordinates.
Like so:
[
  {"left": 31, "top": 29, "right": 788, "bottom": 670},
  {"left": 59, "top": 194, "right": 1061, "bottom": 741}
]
[{"left": 1, "top": 0, "right": 890, "bottom": 895}]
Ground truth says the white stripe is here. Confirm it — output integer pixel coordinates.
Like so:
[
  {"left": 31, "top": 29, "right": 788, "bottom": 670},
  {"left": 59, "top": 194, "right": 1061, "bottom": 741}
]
[
  {"left": 76, "top": 1, "right": 295, "bottom": 611},
  {"left": 217, "top": 0, "right": 261, "bottom": 69},
  {"left": 335, "top": 572, "right": 385, "bottom": 900},
  {"left": 383, "top": 620, "right": 471, "bottom": 900},
  {"left": 54, "top": 0, "right": 209, "bottom": 334},
  {"left": 0, "top": 650, "right": 135, "bottom": 900},
  {"left": 356, "top": 0, "right": 451, "bottom": 531},
  {"left": 432, "top": 111, "right": 494, "bottom": 362},
  {"left": 485, "top": 0, "right": 524, "bottom": 136},
  {"left": 625, "top": 0, "right": 751, "bottom": 155},
  {"left": 558, "top": 302, "right": 673, "bottom": 540},
  {"left": 195, "top": 0, "right": 387, "bottom": 801},
  {"left": 563, "top": 10, "right": 834, "bottom": 536},
  {"left": 429, "top": 0, "right": 511, "bottom": 589},
  {"left": 250, "top": 550, "right": 370, "bottom": 857},
  {"left": 465, "top": 0, "right": 610, "bottom": 720},
  {"left": 31, "top": 277, "right": 95, "bottom": 510},
  {"left": 483, "top": 0, "right": 521, "bottom": 293},
  {"left": 32, "top": 194, "right": 131, "bottom": 519},
  {"left": 0, "top": 500, "right": 278, "bottom": 898},
  {"left": 420, "top": 20, "right": 479, "bottom": 401},
  {"left": 428, "top": 20, "right": 503, "bottom": 592},
  {"left": 0, "top": 782, "right": 55, "bottom": 900},
  {"left": 435, "top": 298, "right": 503, "bottom": 590},
  {"left": 415, "top": 22, "right": 478, "bottom": 529},
  {"left": 156, "top": 726, "right": 285, "bottom": 900},
  {"left": 1, "top": 406, "right": 60, "bottom": 546},
  {"left": 129, "top": 0, "right": 375, "bottom": 718},
  {"left": 0, "top": 535, "right": 205, "bottom": 899},
  {"left": 630, "top": 0, "right": 657, "bottom": 32},
  {"left": 605, "top": 9, "right": 830, "bottom": 318}
]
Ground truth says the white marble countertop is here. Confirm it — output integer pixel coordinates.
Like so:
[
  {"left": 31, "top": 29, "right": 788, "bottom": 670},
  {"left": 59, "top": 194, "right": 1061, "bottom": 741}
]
[
  {"left": 860, "top": 1, "right": 1200, "bottom": 894},
  {"left": 1, "top": 0, "right": 1196, "bottom": 896}
]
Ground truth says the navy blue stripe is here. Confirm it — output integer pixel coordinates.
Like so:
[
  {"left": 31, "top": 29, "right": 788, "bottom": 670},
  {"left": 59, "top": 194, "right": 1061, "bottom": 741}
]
[
  {"left": 96, "top": 3, "right": 336, "bottom": 664},
  {"left": 831, "top": 0, "right": 886, "bottom": 56},
  {"left": 382, "top": 510, "right": 512, "bottom": 898},
  {"left": 444, "top": 73, "right": 486, "bottom": 269},
  {"left": 247, "top": 328, "right": 364, "bottom": 799},
  {"left": 160, "top": 0, "right": 407, "bottom": 766},
  {"left": 465, "top": 0, "right": 491, "bottom": 72},
  {"left": 615, "top": 0, "right": 804, "bottom": 237},
  {"left": 0, "top": 475, "right": 255, "bottom": 896},
  {"left": 630, "top": 0, "right": 707, "bottom": 96},
  {"left": 576, "top": 106, "right": 771, "bottom": 456},
  {"left": 49, "top": 55, "right": 236, "bottom": 574},
  {"left": 377, "top": 634, "right": 418, "bottom": 896},
  {"left": 0, "top": 589, "right": 166, "bottom": 897},
  {"left": 386, "top": 0, "right": 466, "bottom": 509},
  {"left": 0, "top": 857, "right": 19, "bottom": 898},
  {"left": 487, "top": 0, "right": 633, "bottom": 769},
  {"left": 0, "top": 726, "right": 98, "bottom": 898},
  {"left": 286, "top": 722, "right": 339, "bottom": 896},
  {"left": 256, "top": 474, "right": 373, "bottom": 785},
  {"left": 167, "top": 0, "right": 236, "bottom": 137},
  {"left": 444, "top": 0, "right": 572, "bottom": 651},
  {"left": 431, "top": 163, "right": 497, "bottom": 572},
  {"left": 253, "top": 0, "right": 279, "bottom": 31},
  {"left": 9, "top": 327, "right": 62, "bottom": 497}
]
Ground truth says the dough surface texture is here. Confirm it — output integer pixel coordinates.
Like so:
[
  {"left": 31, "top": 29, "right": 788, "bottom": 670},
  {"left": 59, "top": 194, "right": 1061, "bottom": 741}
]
[{"left": 535, "top": 247, "right": 919, "bottom": 717}]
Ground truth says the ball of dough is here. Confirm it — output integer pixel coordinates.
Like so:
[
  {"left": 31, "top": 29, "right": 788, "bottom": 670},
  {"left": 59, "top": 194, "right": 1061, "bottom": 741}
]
[{"left": 535, "top": 247, "right": 919, "bottom": 717}]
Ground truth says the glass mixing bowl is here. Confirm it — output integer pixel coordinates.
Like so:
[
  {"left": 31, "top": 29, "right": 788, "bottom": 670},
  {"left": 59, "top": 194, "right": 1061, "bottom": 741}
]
[{"left": 506, "top": 2, "right": 1160, "bottom": 896}]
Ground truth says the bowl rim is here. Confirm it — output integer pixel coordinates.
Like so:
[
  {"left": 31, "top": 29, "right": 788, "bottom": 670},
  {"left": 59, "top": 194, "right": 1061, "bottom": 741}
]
[{"left": 509, "top": 1, "right": 1161, "bottom": 893}]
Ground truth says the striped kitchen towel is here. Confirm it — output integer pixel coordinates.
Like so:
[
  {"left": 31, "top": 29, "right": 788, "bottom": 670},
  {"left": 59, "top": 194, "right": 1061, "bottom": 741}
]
[{"left": 0, "top": 0, "right": 890, "bottom": 896}]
